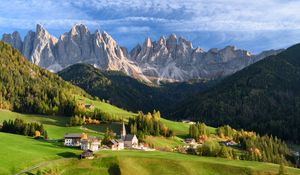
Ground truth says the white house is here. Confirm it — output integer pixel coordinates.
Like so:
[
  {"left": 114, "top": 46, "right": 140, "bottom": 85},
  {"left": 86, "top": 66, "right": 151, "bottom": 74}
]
[
  {"left": 81, "top": 137, "right": 101, "bottom": 151},
  {"left": 108, "top": 139, "right": 124, "bottom": 150},
  {"left": 64, "top": 133, "right": 83, "bottom": 146},
  {"left": 184, "top": 138, "right": 196, "bottom": 145}
]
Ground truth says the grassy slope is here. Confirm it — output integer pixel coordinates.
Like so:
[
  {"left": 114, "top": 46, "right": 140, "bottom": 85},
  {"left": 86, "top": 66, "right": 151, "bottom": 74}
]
[
  {"left": 0, "top": 110, "right": 122, "bottom": 139},
  {"left": 0, "top": 132, "right": 81, "bottom": 174},
  {"left": 1, "top": 110, "right": 300, "bottom": 175},
  {"left": 32, "top": 150, "right": 300, "bottom": 175},
  {"left": 0, "top": 109, "right": 192, "bottom": 149},
  {"left": 75, "top": 96, "right": 134, "bottom": 119}
]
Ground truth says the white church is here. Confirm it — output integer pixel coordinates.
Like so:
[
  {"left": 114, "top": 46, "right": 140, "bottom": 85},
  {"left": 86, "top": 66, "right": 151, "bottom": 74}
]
[{"left": 120, "top": 122, "right": 139, "bottom": 148}]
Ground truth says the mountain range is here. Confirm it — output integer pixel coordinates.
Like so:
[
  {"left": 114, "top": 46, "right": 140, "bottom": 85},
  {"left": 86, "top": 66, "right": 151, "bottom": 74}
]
[{"left": 1, "top": 24, "right": 283, "bottom": 84}]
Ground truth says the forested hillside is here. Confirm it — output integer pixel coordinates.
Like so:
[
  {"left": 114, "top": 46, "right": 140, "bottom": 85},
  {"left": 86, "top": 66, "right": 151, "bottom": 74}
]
[
  {"left": 58, "top": 64, "right": 214, "bottom": 114},
  {"left": 172, "top": 43, "right": 300, "bottom": 143},
  {"left": 0, "top": 41, "right": 88, "bottom": 115}
]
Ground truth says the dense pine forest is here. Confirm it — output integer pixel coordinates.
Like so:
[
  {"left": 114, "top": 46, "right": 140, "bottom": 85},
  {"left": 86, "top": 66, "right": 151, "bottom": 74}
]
[
  {"left": 172, "top": 43, "right": 300, "bottom": 143},
  {"left": 58, "top": 63, "right": 214, "bottom": 114},
  {"left": 0, "top": 42, "right": 88, "bottom": 116}
]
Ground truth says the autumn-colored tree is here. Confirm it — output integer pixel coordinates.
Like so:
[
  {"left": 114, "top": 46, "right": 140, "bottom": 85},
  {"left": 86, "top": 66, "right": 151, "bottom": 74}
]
[
  {"left": 35, "top": 130, "right": 41, "bottom": 138},
  {"left": 81, "top": 133, "right": 88, "bottom": 140}
]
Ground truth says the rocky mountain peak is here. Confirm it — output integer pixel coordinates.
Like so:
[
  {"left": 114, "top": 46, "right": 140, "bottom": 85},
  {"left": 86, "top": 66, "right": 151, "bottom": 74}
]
[
  {"left": 144, "top": 37, "right": 153, "bottom": 48},
  {"left": 166, "top": 34, "right": 177, "bottom": 51},
  {"left": 2, "top": 31, "right": 23, "bottom": 51},
  {"left": 158, "top": 36, "right": 166, "bottom": 46},
  {"left": 1, "top": 24, "right": 283, "bottom": 84},
  {"left": 70, "top": 24, "right": 89, "bottom": 36}
]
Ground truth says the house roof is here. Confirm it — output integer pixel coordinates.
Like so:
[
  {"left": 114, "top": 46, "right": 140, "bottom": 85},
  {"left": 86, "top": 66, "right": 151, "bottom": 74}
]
[
  {"left": 110, "top": 139, "right": 118, "bottom": 145},
  {"left": 81, "top": 150, "right": 93, "bottom": 157},
  {"left": 185, "top": 138, "right": 195, "bottom": 141},
  {"left": 116, "top": 139, "right": 124, "bottom": 143},
  {"left": 64, "top": 133, "right": 82, "bottom": 138},
  {"left": 124, "top": 134, "right": 136, "bottom": 141}
]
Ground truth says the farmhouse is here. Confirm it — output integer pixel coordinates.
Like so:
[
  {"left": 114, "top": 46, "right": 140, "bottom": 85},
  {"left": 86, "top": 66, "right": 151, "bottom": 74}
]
[
  {"left": 64, "top": 133, "right": 83, "bottom": 146},
  {"left": 108, "top": 139, "right": 124, "bottom": 150},
  {"left": 81, "top": 136, "right": 101, "bottom": 151},
  {"left": 220, "top": 140, "right": 237, "bottom": 146},
  {"left": 80, "top": 150, "right": 94, "bottom": 159},
  {"left": 181, "top": 120, "right": 196, "bottom": 125},
  {"left": 185, "top": 138, "right": 196, "bottom": 145}
]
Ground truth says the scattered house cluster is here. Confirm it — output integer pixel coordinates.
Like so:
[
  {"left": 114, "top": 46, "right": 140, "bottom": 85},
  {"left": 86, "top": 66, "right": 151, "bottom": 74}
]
[
  {"left": 64, "top": 133, "right": 101, "bottom": 159},
  {"left": 64, "top": 122, "right": 154, "bottom": 158},
  {"left": 64, "top": 133, "right": 101, "bottom": 151}
]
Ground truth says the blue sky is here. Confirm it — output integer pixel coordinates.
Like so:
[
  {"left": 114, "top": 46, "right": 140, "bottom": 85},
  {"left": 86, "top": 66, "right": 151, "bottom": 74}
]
[{"left": 1, "top": 0, "right": 300, "bottom": 53}]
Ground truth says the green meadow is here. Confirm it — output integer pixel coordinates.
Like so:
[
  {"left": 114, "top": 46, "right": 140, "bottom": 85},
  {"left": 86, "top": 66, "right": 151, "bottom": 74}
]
[
  {"left": 1, "top": 108, "right": 299, "bottom": 175},
  {"left": 30, "top": 150, "right": 300, "bottom": 175}
]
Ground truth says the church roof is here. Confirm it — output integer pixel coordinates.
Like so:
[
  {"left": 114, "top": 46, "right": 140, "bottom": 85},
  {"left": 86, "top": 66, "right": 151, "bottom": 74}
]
[{"left": 124, "top": 134, "right": 136, "bottom": 141}]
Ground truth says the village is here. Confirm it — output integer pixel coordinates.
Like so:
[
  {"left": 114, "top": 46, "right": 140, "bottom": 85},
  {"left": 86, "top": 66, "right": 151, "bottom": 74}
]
[
  {"left": 63, "top": 120, "right": 240, "bottom": 159},
  {"left": 64, "top": 122, "right": 155, "bottom": 159}
]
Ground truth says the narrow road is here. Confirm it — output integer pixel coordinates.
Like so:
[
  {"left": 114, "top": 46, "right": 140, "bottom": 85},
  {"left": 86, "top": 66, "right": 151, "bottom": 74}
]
[{"left": 15, "top": 158, "right": 68, "bottom": 175}]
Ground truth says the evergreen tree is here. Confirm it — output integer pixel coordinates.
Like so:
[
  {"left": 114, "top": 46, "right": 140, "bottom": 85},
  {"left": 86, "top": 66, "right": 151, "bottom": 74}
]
[{"left": 278, "top": 163, "right": 288, "bottom": 175}]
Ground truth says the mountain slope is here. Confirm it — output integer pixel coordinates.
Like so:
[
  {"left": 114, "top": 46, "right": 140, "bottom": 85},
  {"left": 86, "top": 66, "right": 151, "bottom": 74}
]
[
  {"left": 172, "top": 43, "right": 300, "bottom": 142},
  {"left": 58, "top": 64, "right": 212, "bottom": 114},
  {"left": 0, "top": 41, "right": 88, "bottom": 115},
  {"left": 2, "top": 24, "right": 282, "bottom": 83}
]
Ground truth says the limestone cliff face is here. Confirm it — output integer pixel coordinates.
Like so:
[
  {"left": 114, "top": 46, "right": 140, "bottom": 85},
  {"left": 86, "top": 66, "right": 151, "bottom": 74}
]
[
  {"left": 130, "top": 34, "right": 283, "bottom": 82},
  {"left": 2, "top": 24, "right": 283, "bottom": 83}
]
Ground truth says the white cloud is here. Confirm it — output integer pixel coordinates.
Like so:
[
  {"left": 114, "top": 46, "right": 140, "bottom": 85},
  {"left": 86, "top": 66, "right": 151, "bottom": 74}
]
[
  {"left": 1, "top": 0, "right": 300, "bottom": 52},
  {"left": 2, "top": 0, "right": 300, "bottom": 32}
]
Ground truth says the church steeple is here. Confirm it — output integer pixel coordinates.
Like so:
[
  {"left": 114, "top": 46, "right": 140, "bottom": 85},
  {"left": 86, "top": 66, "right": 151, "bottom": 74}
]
[{"left": 121, "top": 122, "right": 126, "bottom": 140}]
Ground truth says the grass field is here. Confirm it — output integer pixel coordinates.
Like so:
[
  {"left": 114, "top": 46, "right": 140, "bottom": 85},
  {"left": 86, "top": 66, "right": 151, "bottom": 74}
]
[
  {"left": 0, "top": 132, "right": 81, "bottom": 175},
  {"left": 30, "top": 150, "right": 300, "bottom": 175},
  {"left": 0, "top": 110, "right": 125, "bottom": 139},
  {"left": 1, "top": 110, "right": 300, "bottom": 175},
  {"left": 0, "top": 109, "right": 194, "bottom": 139},
  {"left": 75, "top": 96, "right": 134, "bottom": 119},
  {"left": 145, "top": 135, "right": 185, "bottom": 148}
]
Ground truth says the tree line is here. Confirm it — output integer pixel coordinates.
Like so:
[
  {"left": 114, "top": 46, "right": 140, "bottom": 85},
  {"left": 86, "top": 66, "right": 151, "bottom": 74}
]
[
  {"left": 187, "top": 123, "right": 295, "bottom": 166},
  {"left": 128, "top": 111, "right": 174, "bottom": 139},
  {"left": 1, "top": 118, "right": 48, "bottom": 139}
]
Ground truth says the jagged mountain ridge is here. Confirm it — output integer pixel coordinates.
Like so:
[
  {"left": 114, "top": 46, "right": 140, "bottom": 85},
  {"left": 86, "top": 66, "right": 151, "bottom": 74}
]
[
  {"left": 130, "top": 35, "right": 283, "bottom": 82},
  {"left": 2, "top": 24, "right": 283, "bottom": 83}
]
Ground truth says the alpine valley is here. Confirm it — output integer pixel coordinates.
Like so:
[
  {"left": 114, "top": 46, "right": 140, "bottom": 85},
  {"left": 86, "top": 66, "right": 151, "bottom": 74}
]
[{"left": 1, "top": 22, "right": 300, "bottom": 175}]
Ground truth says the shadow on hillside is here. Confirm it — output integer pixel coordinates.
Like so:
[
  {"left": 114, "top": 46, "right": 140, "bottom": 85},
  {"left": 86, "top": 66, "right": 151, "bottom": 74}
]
[
  {"left": 108, "top": 163, "right": 121, "bottom": 175},
  {"left": 57, "top": 152, "right": 77, "bottom": 158}
]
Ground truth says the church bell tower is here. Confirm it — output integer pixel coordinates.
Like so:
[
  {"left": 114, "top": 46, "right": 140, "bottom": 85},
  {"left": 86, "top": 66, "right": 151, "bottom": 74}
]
[{"left": 121, "top": 122, "right": 126, "bottom": 140}]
